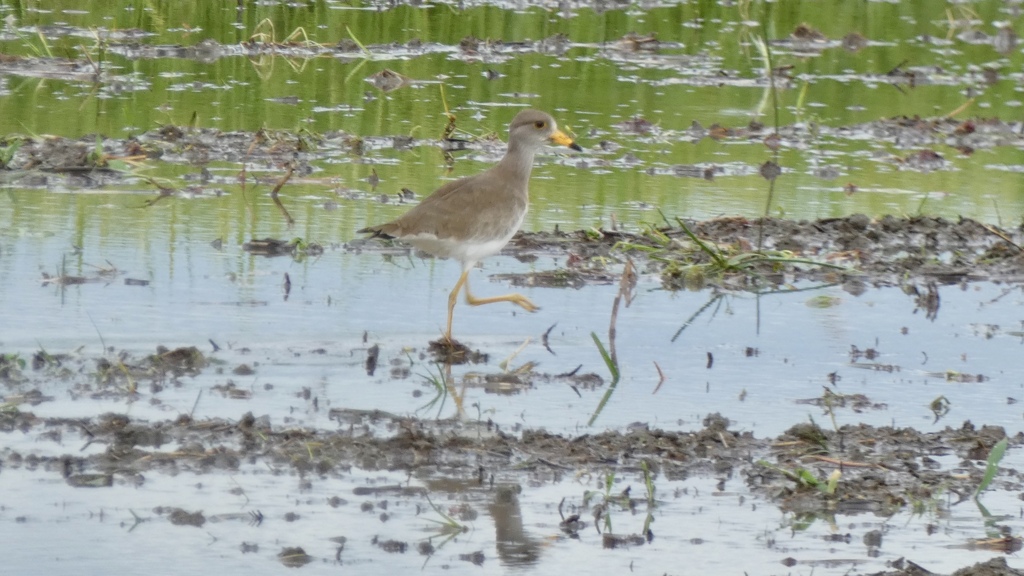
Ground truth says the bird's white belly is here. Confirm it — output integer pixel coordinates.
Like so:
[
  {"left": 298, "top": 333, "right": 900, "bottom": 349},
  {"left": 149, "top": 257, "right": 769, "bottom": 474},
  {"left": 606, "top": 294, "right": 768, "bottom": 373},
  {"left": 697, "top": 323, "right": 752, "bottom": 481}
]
[
  {"left": 406, "top": 231, "right": 513, "bottom": 263},
  {"left": 404, "top": 210, "right": 524, "bottom": 264}
]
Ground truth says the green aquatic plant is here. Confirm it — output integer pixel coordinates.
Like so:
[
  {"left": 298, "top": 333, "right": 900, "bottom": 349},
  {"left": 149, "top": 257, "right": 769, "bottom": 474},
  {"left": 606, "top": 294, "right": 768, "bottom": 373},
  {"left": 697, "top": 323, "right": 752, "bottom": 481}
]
[
  {"left": 86, "top": 134, "right": 105, "bottom": 167},
  {"left": 642, "top": 460, "right": 656, "bottom": 506},
  {"left": 344, "top": 25, "right": 372, "bottom": 57},
  {"left": 416, "top": 363, "right": 449, "bottom": 419},
  {"left": 621, "top": 215, "right": 848, "bottom": 291},
  {"left": 820, "top": 389, "right": 841, "bottom": 432},
  {"left": 974, "top": 437, "right": 1007, "bottom": 499},
  {"left": 971, "top": 437, "right": 1009, "bottom": 538},
  {"left": 248, "top": 18, "right": 319, "bottom": 48},
  {"left": 582, "top": 472, "right": 620, "bottom": 534},
  {"left": 806, "top": 295, "right": 841, "bottom": 308},
  {"left": 84, "top": 134, "right": 140, "bottom": 172},
  {"left": 677, "top": 217, "right": 844, "bottom": 276},
  {"left": 0, "top": 353, "right": 27, "bottom": 383},
  {"left": 903, "top": 477, "right": 949, "bottom": 521},
  {"left": 0, "top": 138, "right": 23, "bottom": 169},
  {"left": 419, "top": 493, "right": 468, "bottom": 566},
  {"left": 295, "top": 127, "right": 321, "bottom": 153},
  {"left": 588, "top": 259, "right": 634, "bottom": 426},
  {"left": 641, "top": 460, "right": 657, "bottom": 536},
  {"left": 82, "top": 27, "right": 109, "bottom": 76},
  {"left": 929, "top": 395, "right": 951, "bottom": 422},
  {"left": 586, "top": 332, "right": 620, "bottom": 426},
  {"left": 582, "top": 470, "right": 653, "bottom": 537},
  {"left": 12, "top": 27, "right": 53, "bottom": 58},
  {"left": 758, "top": 460, "right": 840, "bottom": 495},
  {"left": 422, "top": 494, "right": 468, "bottom": 535},
  {"left": 0, "top": 353, "right": 24, "bottom": 367}
]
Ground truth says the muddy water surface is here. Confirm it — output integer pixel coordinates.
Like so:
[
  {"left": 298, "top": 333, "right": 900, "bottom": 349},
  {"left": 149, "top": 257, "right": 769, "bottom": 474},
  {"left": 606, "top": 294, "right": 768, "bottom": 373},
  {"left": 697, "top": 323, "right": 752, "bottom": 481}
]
[{"left": 4, "top": 204, "right": 1024, "bottom": 575}]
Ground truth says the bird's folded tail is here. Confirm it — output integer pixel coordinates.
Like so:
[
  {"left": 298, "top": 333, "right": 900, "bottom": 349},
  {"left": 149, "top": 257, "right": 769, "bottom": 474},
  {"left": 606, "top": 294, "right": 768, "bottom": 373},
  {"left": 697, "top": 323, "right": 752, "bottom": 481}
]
[{"left": 357, "top": 225, "right": 396, "bottom": 240}]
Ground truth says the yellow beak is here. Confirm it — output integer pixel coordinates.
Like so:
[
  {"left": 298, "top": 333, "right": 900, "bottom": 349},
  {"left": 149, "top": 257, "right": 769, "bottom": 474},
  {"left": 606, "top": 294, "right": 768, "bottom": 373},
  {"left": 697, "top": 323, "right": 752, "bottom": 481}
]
[{"left": 550, "top": 130, "right": 583, "bottom": 151}]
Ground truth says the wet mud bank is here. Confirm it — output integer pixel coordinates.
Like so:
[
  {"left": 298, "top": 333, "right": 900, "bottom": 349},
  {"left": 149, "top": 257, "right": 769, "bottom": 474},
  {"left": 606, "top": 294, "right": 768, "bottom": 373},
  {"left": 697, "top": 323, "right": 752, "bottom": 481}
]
[
  {"left": 498, "top": 215, "right": 1024, "bottom": 291},
  {"left": 2, "top": 407, "right": 1014, "bottom": 514},
  {"left": 2, "top": 367, "right": 1024, "bottom": 574}
]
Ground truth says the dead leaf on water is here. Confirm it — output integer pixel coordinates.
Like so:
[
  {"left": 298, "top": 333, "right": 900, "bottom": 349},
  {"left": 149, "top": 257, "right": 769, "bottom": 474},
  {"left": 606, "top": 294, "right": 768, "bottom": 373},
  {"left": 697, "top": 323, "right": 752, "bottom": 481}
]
[
  {"left": 366, "top": 68, "right": 409, "bottom": 92},
  {"left": 842, "top": 32, "right": 868, "bottom": 52},
  {"left": 994, "top": 26, "right": 1018, "bottom": 55},
  {"left": 759, "top": 160, "right": 781, "bottom": 182}
]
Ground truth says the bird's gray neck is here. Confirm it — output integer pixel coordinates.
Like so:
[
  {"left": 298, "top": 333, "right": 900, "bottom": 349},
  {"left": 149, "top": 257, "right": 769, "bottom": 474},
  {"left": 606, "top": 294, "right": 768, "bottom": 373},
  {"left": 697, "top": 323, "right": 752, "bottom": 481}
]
[{"left": 497, "top": 139, "right": 538, "bottom": 185}]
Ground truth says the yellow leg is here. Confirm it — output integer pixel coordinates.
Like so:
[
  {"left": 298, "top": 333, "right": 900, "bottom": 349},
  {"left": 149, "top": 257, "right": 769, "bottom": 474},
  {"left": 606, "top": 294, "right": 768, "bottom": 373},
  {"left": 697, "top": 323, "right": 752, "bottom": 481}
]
[
  {"left": 463, "top": 275, "right": 539, "bottom": 312},
  {"left": 445, "top": 269, "right": 470, "bottom": 342}
]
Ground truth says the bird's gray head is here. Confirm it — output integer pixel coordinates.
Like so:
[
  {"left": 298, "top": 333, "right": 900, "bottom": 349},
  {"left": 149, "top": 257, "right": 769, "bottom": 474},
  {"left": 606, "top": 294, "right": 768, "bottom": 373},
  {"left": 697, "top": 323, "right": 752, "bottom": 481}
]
[{"left": 508, "top": 109, "right": 582, "bottom": 152}]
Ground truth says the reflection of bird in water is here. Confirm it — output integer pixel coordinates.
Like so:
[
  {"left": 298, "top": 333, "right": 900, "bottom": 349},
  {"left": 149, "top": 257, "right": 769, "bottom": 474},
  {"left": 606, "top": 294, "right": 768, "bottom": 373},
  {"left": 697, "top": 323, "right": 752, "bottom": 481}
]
[{"left": 488, "top": 484, "right": 541, "bottom": 565}]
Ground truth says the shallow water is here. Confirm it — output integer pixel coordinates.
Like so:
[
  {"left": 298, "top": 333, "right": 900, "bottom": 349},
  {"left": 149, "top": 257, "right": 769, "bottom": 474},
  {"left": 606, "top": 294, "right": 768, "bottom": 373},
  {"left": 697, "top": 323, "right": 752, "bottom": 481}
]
[
  {"left": 4, "top": 448, "right": 1024, "bottom": 575},
  {"left": 3, "top": 216, "right": 1023, "bottom": 437},
  {"left": 2, "top": 0, "right": 1024, "bottom": 223}
]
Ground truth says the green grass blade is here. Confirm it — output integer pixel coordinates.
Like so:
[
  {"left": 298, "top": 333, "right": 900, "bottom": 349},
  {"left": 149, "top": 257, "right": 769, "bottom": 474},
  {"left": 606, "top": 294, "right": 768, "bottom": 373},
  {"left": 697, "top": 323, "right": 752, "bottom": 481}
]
[
  {"left": 973, "top": 437, "right": 1008, "bottom": 499},
  {"left": 587, "top": 332, "right": 621, "bottom": 426},
  {"left": 675, "top": 218, "right": 728, "bottom": 267}
]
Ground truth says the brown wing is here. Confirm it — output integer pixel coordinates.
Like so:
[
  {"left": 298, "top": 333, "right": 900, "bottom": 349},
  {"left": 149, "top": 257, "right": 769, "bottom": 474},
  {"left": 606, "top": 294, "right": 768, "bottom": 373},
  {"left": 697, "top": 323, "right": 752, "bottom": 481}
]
[{"left": 360, "top": 166, "right": 525, "bottom": 241}]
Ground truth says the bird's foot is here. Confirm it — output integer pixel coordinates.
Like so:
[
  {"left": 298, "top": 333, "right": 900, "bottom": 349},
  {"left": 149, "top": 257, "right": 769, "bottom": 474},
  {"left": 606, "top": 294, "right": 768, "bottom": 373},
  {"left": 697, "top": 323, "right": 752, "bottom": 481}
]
[
  {"left": 465, "top": 292, "right": 539, "bottom": 312},
  {"left": 509, "top": 294, "right": 540, "bottom": 313}
]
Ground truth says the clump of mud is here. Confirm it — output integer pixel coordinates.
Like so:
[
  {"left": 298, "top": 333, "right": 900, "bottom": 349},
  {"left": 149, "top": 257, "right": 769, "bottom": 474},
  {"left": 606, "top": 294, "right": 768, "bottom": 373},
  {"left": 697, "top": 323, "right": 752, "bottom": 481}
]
[
  {"left": 2, "top": 404, "right": 1018, "bottom": 519},
  {"left": 500, "top": 215, "right": 1024, "bottom": 291}
]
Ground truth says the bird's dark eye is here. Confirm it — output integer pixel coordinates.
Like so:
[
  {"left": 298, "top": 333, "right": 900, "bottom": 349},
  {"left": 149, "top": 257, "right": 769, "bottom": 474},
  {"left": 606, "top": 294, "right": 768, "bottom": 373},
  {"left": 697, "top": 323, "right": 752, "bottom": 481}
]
[{"left": 534, "top": 120, "right": 546, "bottom": 129}]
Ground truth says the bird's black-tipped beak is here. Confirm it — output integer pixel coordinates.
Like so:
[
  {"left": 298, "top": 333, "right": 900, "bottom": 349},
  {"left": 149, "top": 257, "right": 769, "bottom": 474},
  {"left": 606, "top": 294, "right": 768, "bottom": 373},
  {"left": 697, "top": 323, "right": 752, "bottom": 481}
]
[{"left": 550, "top": 130, "right": 582, "bottom": 152}]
